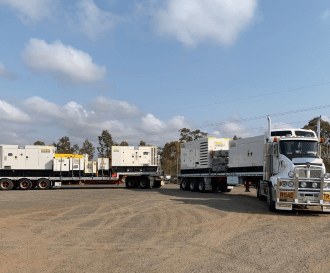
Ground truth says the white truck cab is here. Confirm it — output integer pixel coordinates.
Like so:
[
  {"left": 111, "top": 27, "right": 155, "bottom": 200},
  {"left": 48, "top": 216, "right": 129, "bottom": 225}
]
[{"left": 258, "top": 117, "right": 330, "bottom": 212}]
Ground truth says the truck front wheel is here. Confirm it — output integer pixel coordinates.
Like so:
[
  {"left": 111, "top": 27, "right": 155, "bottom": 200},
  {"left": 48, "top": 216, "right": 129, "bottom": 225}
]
[{"left": 268, "top": 185, "right": 276, "bottom": 212}]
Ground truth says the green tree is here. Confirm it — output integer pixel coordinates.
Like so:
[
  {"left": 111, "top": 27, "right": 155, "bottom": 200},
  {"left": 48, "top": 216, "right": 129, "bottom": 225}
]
[
  {"left": 56, "top": 136, "right": 73, "bottom": 153},
  {"left": 80, "top": 139, "right": 95, "bottom": 159},
  {"left": 303, "top": 117, "right": 330, "bottom": 139},
  {"left": 119, "top": 141, "right": 129, "bottom": 146},
  {"left": 34, "top": 141, "right": 45, "bottom": 145},
  {"left": 160, "top": 141, "right": 181, "bottom": 177},
  {"left": 72, "top": 144, "right": 80, "bottom": 154},
  {"left": 139, "top": 140, "right": 147, "bottom": 146},
  {"left": 98, "top": 130, "right": 115, "bottom": 158},
  {"left": 179, "top": 128, "right": 208, "bottom": 142},
  {"left": 303, "top": 117, "right": 330, "bottom": 171}
]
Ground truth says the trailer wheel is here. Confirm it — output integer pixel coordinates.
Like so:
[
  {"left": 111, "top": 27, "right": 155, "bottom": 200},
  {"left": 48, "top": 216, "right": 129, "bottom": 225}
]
[
  {"left": 268, "top": 185, "right": 276, "bottom": 212},
  {"left": 198, "top": 180, "right": 205, "bottom": 193},
  {"left": 126, "top": 178, "right": 137, "bottom": 188},
  {"left": 0, "top": 178, "right": 13, "bottom": 191},
  {"left": 37, "top": 178, "right": 50, "bottom": 190},
  {"left": 180, "top": 178, "right": 189, "bottom": 190},
  {"left": 189, "top": 178, "right": 198, "bottom": 191},
  {"left": 139, "top": 178, "right": 150, "bottom": 189},
  {"left": 18, "top": 178, "right": 32, "bottom": 190}
]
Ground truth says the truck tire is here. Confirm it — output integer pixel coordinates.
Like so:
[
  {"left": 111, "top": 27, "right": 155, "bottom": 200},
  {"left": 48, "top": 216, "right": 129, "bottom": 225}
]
[
  {"left": 180, "top": 178, "right": 189, "bottom": 191},
  {"left": 268, "top": 185, "right": 276, "bottom": 212},
  {"left": 198, "top": 180, "right": 205, "bottom": 193},
  {"left": 126, "top": 178, "right": 137, "bottom": 188},
  {"left": 257, "top": 182, "right": 265, "bottom": 200},
  {"left": 189, "top": 178, "right": 198, "bottom": 191},
  {"left": 139, "top": 178, "right": 150, "bottom": 189},
  {"left": 18, "top": 178, "right": 32, "bottom": 190},
  {"left": 0, "top": 178, "right": 13, "bottom": 191},
  {"left": 37, "top": 178, "right": 50, "bottom": 190}
]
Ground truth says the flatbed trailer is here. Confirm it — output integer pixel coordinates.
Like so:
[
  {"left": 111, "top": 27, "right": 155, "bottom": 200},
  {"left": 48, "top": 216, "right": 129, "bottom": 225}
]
[{"left": 0, "top": 172, "right": 164, "bottom": 190}]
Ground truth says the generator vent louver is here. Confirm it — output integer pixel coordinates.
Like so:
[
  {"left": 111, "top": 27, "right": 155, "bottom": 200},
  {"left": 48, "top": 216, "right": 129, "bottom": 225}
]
[{"left": 200, "top": 141, "right": 209, "bottom": 166}]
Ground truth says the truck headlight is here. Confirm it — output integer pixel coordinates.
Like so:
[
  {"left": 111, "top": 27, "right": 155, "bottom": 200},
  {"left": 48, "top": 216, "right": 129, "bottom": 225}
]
[
  {"left": 282, "top": 181, "right": 288, "bottom": 187},
  {"left": 325, "top": 173, "right": 330, "bottom": 179},
  {"left": 288, "top": 171, "right": 294, "bottom": 178},
  {"left": 288, "top": 181, "right": 294, "bottom": 187},
  {"left": 301, "top": 182, "right": 307, "bottom": 188},
  {"left": 312, "top": 182, "right": 318, "bottom": 188}
]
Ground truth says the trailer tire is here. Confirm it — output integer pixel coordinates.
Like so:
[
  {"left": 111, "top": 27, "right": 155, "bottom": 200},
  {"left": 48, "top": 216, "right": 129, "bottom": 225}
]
[
  {"left": 18, "top": 178, "right": 32, "bottom": 190},
  {"left": 268, "top": 185, "right": 276, "bottom": 212},
  {"left": 139, "top": 178, "right": 150, "bottom": 189},
  {"left": 189, "top": 178, "right": 198, "bottom": 191},
  {"left": 180, "top": 178, "right": 189, "bottom": 191},
  {"left": 37, "top": 178, "right": 50, "bottom": 190},
  {"left": 198, "top": 180, "right": 205, "bottom": 193},
  {"left": 126, "top": 178, "right": 137, "bottom": 188},
  {"left": 0, "top": 178, "right": 13, "bottom": 191}
]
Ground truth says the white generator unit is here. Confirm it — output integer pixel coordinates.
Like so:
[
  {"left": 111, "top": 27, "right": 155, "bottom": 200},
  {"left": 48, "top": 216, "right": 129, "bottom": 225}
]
[
  {"left": 181, "top": 137, "right": 230, "bottom": 173},
  {"left": 53, "top": 158, "right": 70, "bottom": 172},
  {"left": 228, "top": 135, "right": 264, "bottom": 169},
  {"left": 0, "top": 145, "right": 55, "bottom": 170},
  {"left": 111, "top": 146, "right": 158, "bottom": 172}
]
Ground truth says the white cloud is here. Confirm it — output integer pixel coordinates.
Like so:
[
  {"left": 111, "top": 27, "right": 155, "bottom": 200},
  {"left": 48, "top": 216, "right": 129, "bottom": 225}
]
[
  {"left": 74, "top": 0, "right": 125, "bottom": 39},
  {"left": 18, "top": 96, "right": 191, "bottom": 147},
  {"left": 0, "top": 0, "right": 58, "bottom": 24},
  {"left": 320, "top": 9, "right": 329, "bottom": 21},
  {"left": 22, "top": 38, "right": 106, "bottom": 84},
  {"left": 0, "top": 61, "right": 18, "bottom": 80},
  {"left": 153, "top": 0, "right": 257, "bottom": 46},
  {"left": 0, "top": 100, "right": 30, "bottom": 122}
]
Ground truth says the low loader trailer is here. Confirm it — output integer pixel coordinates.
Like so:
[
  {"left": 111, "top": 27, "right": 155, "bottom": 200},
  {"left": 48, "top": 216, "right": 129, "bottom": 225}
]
[{"left": 179, "top": 116, "right": 330, "bottom": 212}]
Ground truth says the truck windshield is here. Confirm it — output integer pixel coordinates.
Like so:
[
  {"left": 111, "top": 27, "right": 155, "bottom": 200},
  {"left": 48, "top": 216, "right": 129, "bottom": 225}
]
[{"left": 279, "top": 140, "right": 318, "bottom": 158}]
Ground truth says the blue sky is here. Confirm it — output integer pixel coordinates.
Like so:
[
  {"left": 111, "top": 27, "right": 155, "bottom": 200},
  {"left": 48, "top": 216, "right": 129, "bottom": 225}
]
[{"left": 0, "top": 0, "right": 330, "bottom": 148}]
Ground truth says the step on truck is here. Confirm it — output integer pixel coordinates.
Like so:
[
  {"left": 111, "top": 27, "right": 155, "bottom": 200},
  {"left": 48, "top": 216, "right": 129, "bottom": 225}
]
[
  {"left": 179, "top": 116, "right": 330, "bottom": 212},
  {"left": 0, "top": 145, "right": 163, "bottom": 191}
]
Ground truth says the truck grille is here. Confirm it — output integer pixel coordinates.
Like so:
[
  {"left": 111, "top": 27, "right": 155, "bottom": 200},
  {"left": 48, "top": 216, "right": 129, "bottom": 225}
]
[{"left": 298, "top": 169, "right": 322, "bottom": 178}]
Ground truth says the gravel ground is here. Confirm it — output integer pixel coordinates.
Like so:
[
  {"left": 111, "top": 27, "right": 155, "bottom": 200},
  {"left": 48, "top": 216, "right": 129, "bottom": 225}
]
[{"left": 1, "top": 184, "right": 330, "bottom": 273}]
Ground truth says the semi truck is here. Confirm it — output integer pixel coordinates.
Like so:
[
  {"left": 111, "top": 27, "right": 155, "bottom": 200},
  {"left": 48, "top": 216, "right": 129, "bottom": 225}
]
[
  {"left": 179, "top": 116, "right": 330, "bottom": 212},
  {"left": 0, "top": 145, "right": 163, "bottom": 191}
]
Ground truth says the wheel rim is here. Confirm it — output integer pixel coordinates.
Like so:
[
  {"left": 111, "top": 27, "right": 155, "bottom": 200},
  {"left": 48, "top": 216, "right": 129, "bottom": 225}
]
[
  {"left": 140, "top": 180, "right": 147, "bottom": 187},
  {"left": 128, "top": 180, "right": 135, "bottom": 187},
  {"left": 190, "top": 181, "right": 194, "bottom": 190},
  {"left": 40, "top": 181, "right": 47, "bottom": 188},
  {"left": 21, "top": 181, "right": 29, "bottom": 188},
  {"left": 199, "top": 182, "right": 203, "bottom": 191},
  {"left": 182, "top": 181, "right": 186, "bottom": 189},
  {"left": 2, "top": 182, "right": 9, "bottom": 188}
]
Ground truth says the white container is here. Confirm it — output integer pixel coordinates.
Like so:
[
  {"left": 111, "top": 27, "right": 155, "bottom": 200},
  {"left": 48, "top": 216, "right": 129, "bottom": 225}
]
[
  {"left": 0, "top": 145, "right": 55, "bottom": 170},
  {"left": 53, "top": 158, "right": 70, "bottom": 172},
  {"left": 98, "top": 158, "right": 109, "bottom": 170},
  {"left": 228, "top": 135, "right": 264, "bottom": 168},
  {"left": 181, "top": 137, "right": 230, "bottom": 171},
  {"left": 111, "top": 146, "right": 158, "bottom": 167}
]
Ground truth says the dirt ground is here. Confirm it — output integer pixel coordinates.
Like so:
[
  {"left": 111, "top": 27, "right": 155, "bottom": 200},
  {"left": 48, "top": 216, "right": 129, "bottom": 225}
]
[{"left": 1, "top": 184, "right": 330, "bottom": 273}]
